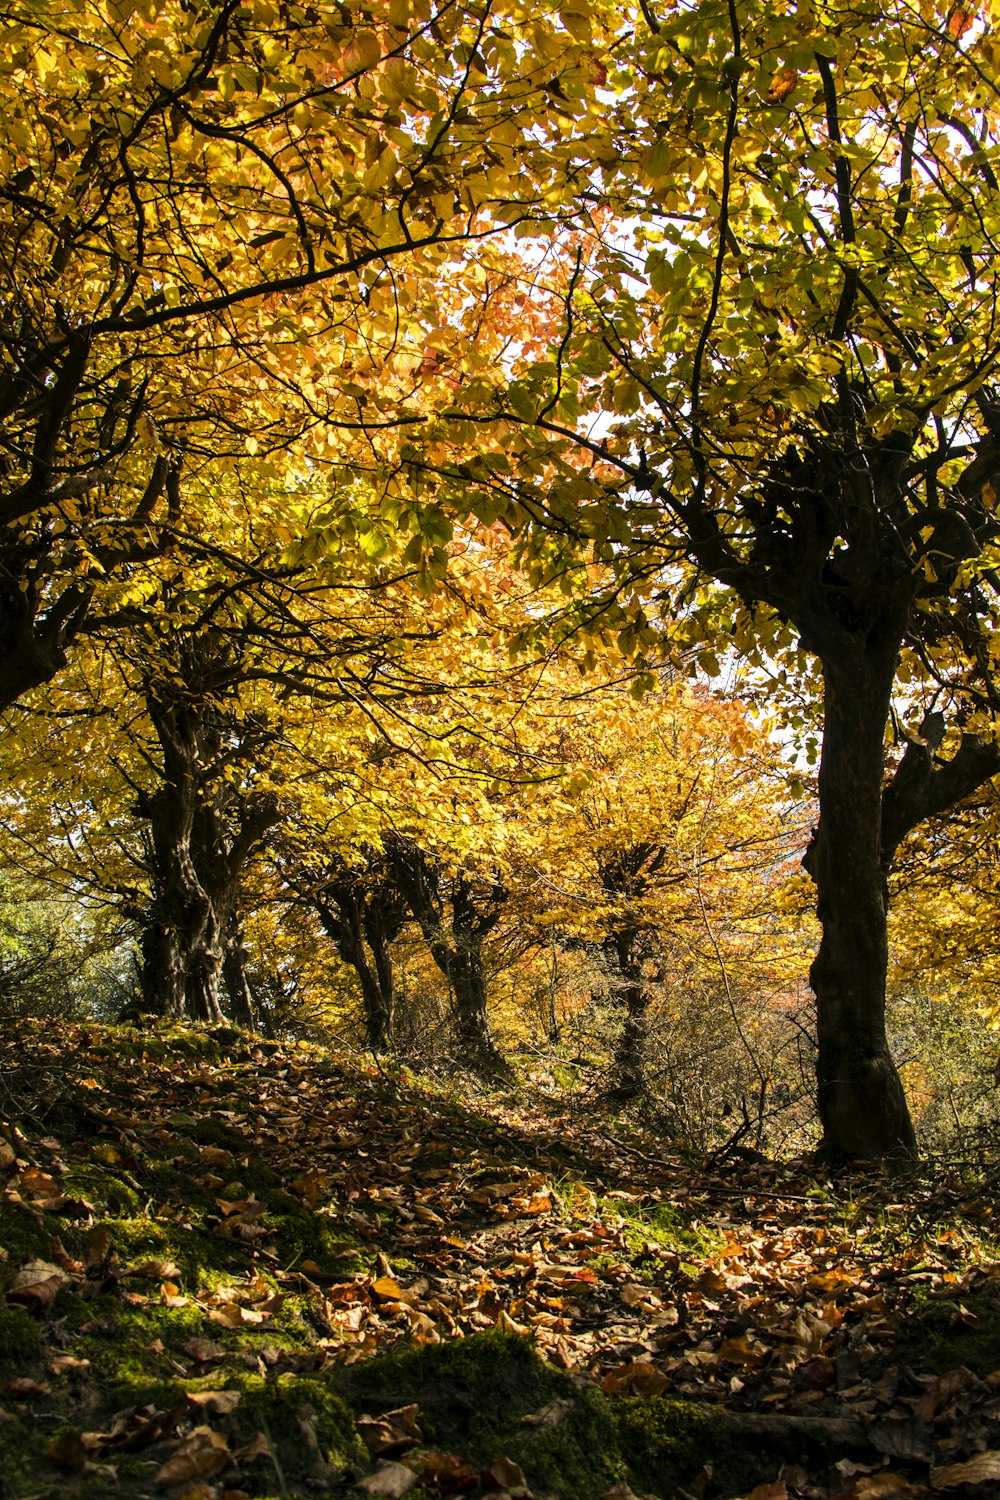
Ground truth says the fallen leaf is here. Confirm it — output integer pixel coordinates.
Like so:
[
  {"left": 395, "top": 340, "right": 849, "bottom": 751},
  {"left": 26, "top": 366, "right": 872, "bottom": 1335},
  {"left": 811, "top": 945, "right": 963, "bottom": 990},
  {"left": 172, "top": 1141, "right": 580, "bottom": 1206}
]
[
  {"left": 602, "top": 1361, "right": 671, "bottom": 1397},
  {"left": 490, "top": 1456, "right": 528, "bottom": 1491},
  {"left": 84, "top": 1225, "right": 113, "bottom": 1271},
  {"left": 183, "top": 1338, "right": 227, "bottom": 1365},
  {"left": 0, "top": 1377, "right": 50, "bottom": 1398},
  {"left": 5, "top": 1258, "right": 70, "bottom": 1312},
  {"left": 356, "top": 1461, "right": 419, "bottom": 1496},
  {"left": 126, "top": 1257, "right": 182, "bottom": 1281},
  {"left": 847, "top": 1475, "right": 918, "bottom": 1498},
  {"left": 187, "top": 1390, "right": 242, "bottom": 1416},
  {"left": 154, "top": 1427, "right": 231, "bottom": 1487},
  {"left": 931, "top": 1451, "right": 1000, "bottom": 1489},
  {"left": 20, "top": 1167, "right": 66, "bottom": 1208},
  {"left": 49, "top": 1430, "right": 88, "bottom": 1471},
  {"left": 371, "top": 1275, "right": 405, "bottom": 1301}
]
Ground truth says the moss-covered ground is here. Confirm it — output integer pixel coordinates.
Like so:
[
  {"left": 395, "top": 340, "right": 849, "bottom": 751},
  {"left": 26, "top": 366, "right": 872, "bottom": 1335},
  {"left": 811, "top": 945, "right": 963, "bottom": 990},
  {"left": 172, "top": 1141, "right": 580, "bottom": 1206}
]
[{"left": 2, "top": 1020, "right": 1000, "bottom": 1498}]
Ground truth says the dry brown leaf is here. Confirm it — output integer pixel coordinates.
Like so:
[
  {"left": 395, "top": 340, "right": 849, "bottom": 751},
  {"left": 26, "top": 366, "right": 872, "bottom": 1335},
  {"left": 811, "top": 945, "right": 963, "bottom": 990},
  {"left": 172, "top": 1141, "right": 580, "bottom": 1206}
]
[
  {"left": 183, "top": 1337, "right": 226, "bottom": 1365},
  {"left": 356, "top": 1461, "right": 418, "bottom": 1496},
  {"left": 718, "top": 1335, "right": 766, "bottom": 1369},
  {"left": 84, "top": 1225, "right": 113, "bottom": 1271},
  {"left": 5, "top": 1258, "right": 70, "bottom": 1312},
  {"left": 154, "top": 1427, "right": 230, "bottom": 1488},
  {"left": 358, "top": 1405, "right": 424, "bottom": 1455},
  {"left": 370, "top": 1275, "right": 405, "bottom": 1302},
  {"left": 127, "top": 1257, "right": 182, "bottom": 1280},
  {"left": 602, "top": 1361, "right": 670, "bottom": 1397},
  {"left": 495, "top": 1308, "right": 527, "bottom": 1336},
  {"left": 49, "top": 1429, "right": 88, "bottom": 1471},
  {"left": 0, "top": 1377, "right": 50, "bottom": 1398},
  {"left": 20, "top": 1167, "right": 65, "bottom": 1207},
  {"left": 187, "top": 1390, "right": 242, "bottom": 1416},
  {"left": 931, "top": 1451, "right": 1000, "bottom": 1489},
  {"left": 847, "top": 1474, "right": 918, "bottom": 1498},
  {"left": 620, "top": 1282, "right": 654, "bottom": 1307},
  {"left": 490, "top": 1456, "right": 528, "bottom": 1491}
]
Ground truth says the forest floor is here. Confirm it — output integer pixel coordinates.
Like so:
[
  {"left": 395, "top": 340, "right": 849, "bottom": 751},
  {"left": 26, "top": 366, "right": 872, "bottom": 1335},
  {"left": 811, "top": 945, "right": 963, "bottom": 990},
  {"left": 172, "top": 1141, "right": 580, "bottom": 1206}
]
[{"left": 2, "top": 1021, "right": 1000, "bottom": 1500}]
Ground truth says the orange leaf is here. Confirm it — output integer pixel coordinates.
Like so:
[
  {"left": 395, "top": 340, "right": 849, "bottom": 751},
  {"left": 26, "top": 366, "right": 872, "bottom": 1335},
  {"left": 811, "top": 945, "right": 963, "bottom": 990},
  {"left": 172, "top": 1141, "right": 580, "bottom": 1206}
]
[
  {"left": 946, "top": 4, "right": 976, "bottom": 40},
  {"left": 766, "top": 67, "right": 798, "bottom": 104}
]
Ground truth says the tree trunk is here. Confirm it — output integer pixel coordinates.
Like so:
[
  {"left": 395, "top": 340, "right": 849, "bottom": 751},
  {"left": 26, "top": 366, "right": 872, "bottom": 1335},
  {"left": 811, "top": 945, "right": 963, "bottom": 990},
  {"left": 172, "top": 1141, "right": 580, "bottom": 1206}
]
[
  {"left": 387, "top": 838, "right": 509, "bottom": 1078},
  {"left": 140, "top": 795, "right": 225, "bottom": 1023},
  {"left": 447, "top": 874, "right": 510, "bottom": 1078},
  {"left": 317, "top": 895, "right": 396, "bottom": 1053},
  {"left": 139, "top": 915, "right": 186, "bottom": 1018},
  {"left": 139, "top": 698, "right": 226, "bottom": 1024},
  {"left": 222, "top": 922, "right": 256, "bottom": 1030},
  {"left": 605, "top": 928, "right": 650, "bottom": 1102},
  {"left": 806, "top": 650, "right": 917, "bottom": 1163}
]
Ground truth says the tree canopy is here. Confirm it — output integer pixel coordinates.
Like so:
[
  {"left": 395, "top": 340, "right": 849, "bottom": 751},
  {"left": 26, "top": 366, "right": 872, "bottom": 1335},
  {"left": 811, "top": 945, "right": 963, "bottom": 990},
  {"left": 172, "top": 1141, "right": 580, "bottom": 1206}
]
[{"left": 3, "top": 0, "right": 1000, "bottom": 1163}]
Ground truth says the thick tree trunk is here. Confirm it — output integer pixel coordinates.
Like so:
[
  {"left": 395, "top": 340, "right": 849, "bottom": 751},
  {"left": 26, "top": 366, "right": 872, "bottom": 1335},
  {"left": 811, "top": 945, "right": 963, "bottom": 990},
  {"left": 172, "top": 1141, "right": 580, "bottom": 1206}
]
[
  {"left": 606, "top": 929, "right": 650, "bottom": 1102},
  {"left": 139, "top": 698, "right": 226, "bottom": 1024},
  {"left": 222, "top": 923, "right": 256, "bottom": 1030},
  {"left": 139, "top": 916, "right": 186, "bottom": 1018},
  {"left": 447, "top": 875, "right": 510, "bottom": 1078},
  {"left": 317, "top": 896, "right": 396, "bottom": 1053},
  {"left": 387, "top": 839, "right": 510, "bottom": 1078},
  {"left": 806, "top": 651, "right": 917, "bottom": 1164},
  {"left": 141, "top": 783, "right": 226, "bottom": 1022}
]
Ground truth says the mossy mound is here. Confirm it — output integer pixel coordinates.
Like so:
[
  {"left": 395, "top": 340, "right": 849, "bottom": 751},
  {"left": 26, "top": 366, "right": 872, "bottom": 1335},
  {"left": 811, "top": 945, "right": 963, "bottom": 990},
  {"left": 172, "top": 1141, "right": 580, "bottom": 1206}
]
[
  {"left": 236, "top": 1372, "right": 367, "bottom": 1486},
  {"left": 341, "top": 1330, "right": 627, "bottom": 1498},
  {"left": 0, "top": 1304, "right": 40, "bottom": 1371},
  {"left": 338, "top": 1332, "right": 738, "bottom": 1499},
  {"left": 896, "top": 1284, "right": 1000, "bottom": 1375}
]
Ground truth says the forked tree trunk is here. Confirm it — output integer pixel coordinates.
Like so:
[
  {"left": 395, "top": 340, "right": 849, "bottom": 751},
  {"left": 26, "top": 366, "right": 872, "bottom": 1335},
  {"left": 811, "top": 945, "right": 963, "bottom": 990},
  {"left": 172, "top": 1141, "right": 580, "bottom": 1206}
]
[
  {"left": 387, "top": 839, "right": 510, "bottom": 1079},
  {"left": 449, "top": 874, "right": 510, "bottom": 1078},
  {"left": 140, "top": 778, "right": 226, "bottom": 1023},
  {"left": 317, "top": 896, "right": 397, "bottom": 1053},
  {"left": 222, "top": 923, "right": 256, "bottom": 1029},
  {"left": 605, "top": 928, "right": 651, "bottom": 1103},
  {"left": 806, "top": 649, "right": 917, "bottom": 1163}
]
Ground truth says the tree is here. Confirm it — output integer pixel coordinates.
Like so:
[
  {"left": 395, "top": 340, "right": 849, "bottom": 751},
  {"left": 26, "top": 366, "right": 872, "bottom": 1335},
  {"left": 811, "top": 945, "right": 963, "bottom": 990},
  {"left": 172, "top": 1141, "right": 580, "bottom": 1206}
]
[
  {"left": 427, "top": 0, "right": 1000, "bottom": 1161},
  {"left": 281, "top": 847, "right": 409, "bottom": 1053},
  {"left": 385, "top": 833, "right": 510, "bottom": 1076},
  {"left": 512, "top": 677, "right": 799, "bottom": 1108},
  {"left": 0, "top": 0, "right": 605, "bottom": 714}
]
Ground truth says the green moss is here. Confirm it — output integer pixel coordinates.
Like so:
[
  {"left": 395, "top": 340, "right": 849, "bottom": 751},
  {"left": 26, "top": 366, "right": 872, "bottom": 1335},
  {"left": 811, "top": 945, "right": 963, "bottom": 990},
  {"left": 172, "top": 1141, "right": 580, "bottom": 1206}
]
[
  {"left": 0, "top": 1305, "right": 40, "bottom": 1371},
  {"left": 339, "top": 1332, "right": 626, "bottom": 1499},
  {"left": 896, "top": 1286, "right": 1000, "bottom": 1375},
  {"left": 513, "top": 1384, "right": 625, "bottom": 1497},
  {"left": 63, "top": 1163, "right": 140, "bottom": 1214},
  {"left": 612, "top": 1197, "right": 723, "bottom": 1261},
  {"left": 265, "top": 1196, "right": 364, "bottom": 1273},
  {"left": 0, "top": 1201, "right": 61, "bottom": 1263},
  {"left": 615, "top": 1397, "right": 715, "bottom": 1496},
  {"left": 0, "top": 1411, "right": 34, "bottom": 1500},
  {"left": 235, "top": 1373, "right": 366, "bottom": 1485},
  {"left": 341, "top": 1331, "right": 556, "bottom": 1443}
]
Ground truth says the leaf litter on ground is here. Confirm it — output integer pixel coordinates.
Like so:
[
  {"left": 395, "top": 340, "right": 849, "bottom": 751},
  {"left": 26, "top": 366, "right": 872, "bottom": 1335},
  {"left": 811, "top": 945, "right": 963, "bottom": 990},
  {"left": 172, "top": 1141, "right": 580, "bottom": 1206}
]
[{"left": 2, "top": 1020, "right": 1000, "bottom": 1499}]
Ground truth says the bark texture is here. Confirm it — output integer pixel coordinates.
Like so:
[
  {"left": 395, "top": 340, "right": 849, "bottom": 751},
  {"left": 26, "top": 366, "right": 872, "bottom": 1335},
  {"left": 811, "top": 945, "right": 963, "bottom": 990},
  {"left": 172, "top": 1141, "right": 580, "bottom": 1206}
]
[{"left": 387, "top": 836, "right": 510, "bottom": 1078}]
